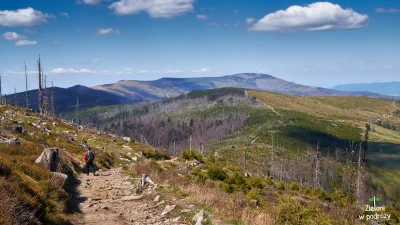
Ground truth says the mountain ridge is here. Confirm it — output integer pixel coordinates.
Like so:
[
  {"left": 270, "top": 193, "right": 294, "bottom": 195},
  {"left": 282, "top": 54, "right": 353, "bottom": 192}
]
[
  {"left": 93, "top": 73, "right": 396, "bottom": 101},
  {"left": 333, "top": 81, "right": 400, "bottom": 96}
]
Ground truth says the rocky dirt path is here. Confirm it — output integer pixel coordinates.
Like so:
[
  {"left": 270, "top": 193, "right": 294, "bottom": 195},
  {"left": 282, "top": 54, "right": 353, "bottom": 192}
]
[{"left": 70, "top": 167, "right": 201, "bottom": 225}]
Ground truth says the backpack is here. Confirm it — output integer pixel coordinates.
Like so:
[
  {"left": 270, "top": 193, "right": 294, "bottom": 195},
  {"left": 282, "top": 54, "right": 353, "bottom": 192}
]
[{"left": 87, "top": 150, "right": 94, "bottom": 161}]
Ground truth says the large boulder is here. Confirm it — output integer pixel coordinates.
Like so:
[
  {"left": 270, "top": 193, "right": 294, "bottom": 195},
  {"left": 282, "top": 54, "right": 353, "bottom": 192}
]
[{"left": 35, "top": 148, "right": 62, "bottom": 172}]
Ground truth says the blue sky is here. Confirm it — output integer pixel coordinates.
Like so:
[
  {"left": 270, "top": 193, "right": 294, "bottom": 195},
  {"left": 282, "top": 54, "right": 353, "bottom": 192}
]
[{"left": 0, "top": 0, "right": 399, "bottom": 94}]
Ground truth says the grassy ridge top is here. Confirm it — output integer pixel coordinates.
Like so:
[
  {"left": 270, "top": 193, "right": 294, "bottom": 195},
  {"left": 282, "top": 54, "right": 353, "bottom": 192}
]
[{"left": 247, "top": 89, "right": 398, "bottom": 121}]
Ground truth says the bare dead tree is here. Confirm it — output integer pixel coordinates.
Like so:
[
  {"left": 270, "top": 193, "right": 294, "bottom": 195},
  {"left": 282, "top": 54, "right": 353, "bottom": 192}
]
[
  {"left": 42, "top": 73, "right": 49, "bottom": 115},
  {"left": 14, "top": 86, "right": 17, "bottom": 105},
  {"left": 38, "top": 55, "right": 43, "bottom": 114},
  {"left": 0, "top": 73, "right": 2, "bottom": 105},
  {"left": 75, "top": 96, "right": 79, "bottom": 112},
  {"left": 314, "top": 142, "right": 322, "bottom": 189},
  {"left": 25, "top": 62, "right": 29, "bottom": 108},
  {"left": 357, "top": 142, "right": 363, "bottom": 204},
  {"left": 51, "top": 81, "right": 56, "bottom": 117}
]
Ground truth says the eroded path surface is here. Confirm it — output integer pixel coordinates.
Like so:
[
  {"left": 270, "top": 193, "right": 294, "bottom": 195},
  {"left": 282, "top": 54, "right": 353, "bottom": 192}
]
[{"left": 70, "top": 167, "right": 194, "bottom": 225}]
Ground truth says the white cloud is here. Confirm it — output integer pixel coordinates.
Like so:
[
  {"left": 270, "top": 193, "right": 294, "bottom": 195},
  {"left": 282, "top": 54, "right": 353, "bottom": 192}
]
[
  {"left": 233, "top": 10, "right": 239, "bottom": 13},
  {"left": 209, "top": 22, "right": 220, "bottom": 27},
  {"left": 50, "top": 68, "right": 95, "bottom": 74},
  {"left": 15, "top": 40, "right": 37, "bottom": 46},
  {"left": 0, "top": 7, "right": 51, "bottom": 27},
  {"left": 2, "top": 32, "right": 26, "bottom": 40},
  {"left": 53, "top": 41, "right": 60, "bottom": 46},
  {"left": 375, "top": 8, "right": 400, "bottom": 13},
  {"left": 164, "top": 69, "right": 183, "bottom": 73},
  {"left": 91, "top": 58, "right": 100, "bottom": 63},
  {"left": 96, "top": 28, "right": 120, "bottom": 35},
  {"left": 60, "top": 12, "right": 69, "bottom": 18},
  {"left": 246, "top": 18, "right": 254, "bottom": 25},
  {"left": 139, "top": 70, "right": 148, "bottom": 73},
  {"left": 192, "top": 68, "right": 210, "bottom": 73},
  {"left": 197, "top": 14, "right": 208, "bottom": 20},
  {"left": 250, "top": 2, "right": 368, "bottom": 32},
  {"left": 384, "top": 65, "right": 393, "bottom": 69},
  {"left": 109, "top": 0, "right": 194, "bottom": 18},
  {"left": 77, "top": 0, "right": 102, "bottom": 5}
]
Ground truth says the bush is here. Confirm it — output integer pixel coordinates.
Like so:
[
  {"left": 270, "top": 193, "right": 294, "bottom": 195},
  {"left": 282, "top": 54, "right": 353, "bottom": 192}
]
[
  {"left": 277, "top": 197, "right": 332, "bottom": 225},
  {"left": 303, "top": 188, "right": 311, "bottom": 195},
  {"left": 276, "top": 182, "right": 286, "bottom": 190},
  {"left": 265, "top": 176, "right": 274, "bottom": 186},
  {"left": 290, "top": 183, "right": 300, "bottom": 191},
  {"left": 311, "top": 188, "right": 331, "bottom": 202},
  {"left": 248, "top": 176, "right": 265, "bottom": 189},
  {"left": 207, "top": 165, "right": 227, "bottom": 181},
  {"left": 245, "top": 190, "right": 264, "bottom": 206},
  {"left": 180, "top": 150, "right": 204, "bottom": 163},
  {"left": 220, "top": 182, "right": 235, "bottom": 193},
  {"left": 330, "top": 189, "right": 348, "bottom": 207},
  {"left": 226, "top": 172, "right": 249, "bottom": 191}
]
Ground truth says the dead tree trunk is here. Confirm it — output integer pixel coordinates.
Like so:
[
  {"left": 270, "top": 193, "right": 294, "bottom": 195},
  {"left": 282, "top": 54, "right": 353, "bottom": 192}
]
[
  {"left": 0, "top": 73, "right": 2, "bottom": 105},
  {"left": 38, "top": 55, "right": 43, "bottom": 114},
  {"left": 25, "top": 62, "right": 29, "bottom": 108}
]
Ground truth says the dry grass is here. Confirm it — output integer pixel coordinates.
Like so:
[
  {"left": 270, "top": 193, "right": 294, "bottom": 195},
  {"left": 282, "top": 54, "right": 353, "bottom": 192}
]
[
  {"left": 247, "top": 89, "right": 396, "bottom": 122},
  {"left": 130, "top": 161, "right": 275, "bottom": 225}
]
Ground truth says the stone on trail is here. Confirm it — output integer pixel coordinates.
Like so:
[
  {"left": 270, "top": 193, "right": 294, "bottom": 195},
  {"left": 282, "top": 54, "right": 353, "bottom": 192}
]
[
  {"left": 161, "top": 204, "right": 176, "bottom": 216},
  {"left": 154, "top": 195, "right": 160, "bottom": 202},
  {"left": 120, "top": 195, "right": 143, "bottom": 201},
  {"left": 193, "top": 210, "right": 204, "bottom": 225}
]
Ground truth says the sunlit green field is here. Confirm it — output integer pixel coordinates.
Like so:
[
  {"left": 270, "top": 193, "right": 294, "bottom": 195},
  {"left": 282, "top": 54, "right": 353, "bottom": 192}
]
[{"left": 367, "top": 126, "right": 400, "bottom": 191}]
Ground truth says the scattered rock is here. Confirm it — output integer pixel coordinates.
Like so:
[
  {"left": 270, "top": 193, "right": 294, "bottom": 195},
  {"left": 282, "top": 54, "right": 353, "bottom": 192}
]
[
  {"left": 161, "top": 205, "right": 176, "bottom": 216},
  {"left": 122, "top": 137, "right": 131, "bottom": 143},
  {"left": 120, "top": 195, "right": 143, "bottom": 201},
  {"left": 193, "top": 210, "right": 204, "bottom": 225},
  {"left": 154, "top": 195, "right": 160, "bottom": 202}
]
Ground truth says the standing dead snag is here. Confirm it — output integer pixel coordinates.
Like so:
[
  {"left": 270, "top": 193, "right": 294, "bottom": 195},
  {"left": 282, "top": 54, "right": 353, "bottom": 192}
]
[
  {"left": 0, "top": 73, "right": 2, "bottom": 104},
  {"left": 314, "top": 142, "right": 322, "bottom": 189},
  {"left": 51, "top": 81, "right": 56, "bottom": 117},
  {"left": 25, "top": 61, "right": 29, "bottom": 108},
  {"left": 38, "top": 55, "right": 43, "bottom": 114}
]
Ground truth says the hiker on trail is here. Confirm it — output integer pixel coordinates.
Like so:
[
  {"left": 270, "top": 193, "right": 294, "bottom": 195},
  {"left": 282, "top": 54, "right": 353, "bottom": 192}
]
[{"left": 84, "top": 147, "right": 95, "bottom": 176}]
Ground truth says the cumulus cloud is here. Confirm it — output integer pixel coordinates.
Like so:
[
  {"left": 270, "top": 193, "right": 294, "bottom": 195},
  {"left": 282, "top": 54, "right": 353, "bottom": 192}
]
[
  {"left": 50, "top": 68, "right": 95, "bottom": 74},
  {"left": 2, "top": 32, "right": 26, "bottom": 40},
  {"left": 0, "top": 7, "right": 52, "bottom": 27},
  {"left": 192, "top": 68, "right": 210, "bottom": 72},
  {"left": 209, "top": 22, "right": 220, "bottom": 27},
  {"left": 250, "top": 2, "right": 368, "bottom": 32},
  {"left": 384, "top": 65, "right": 393, "bottom": 69},
  {"left": 77, "top": 0, "right": 102, "bottom": 5},
  {"left": 164, "top": 69, "right": 183, "bottom": 73},
  {"left": 246, "top": 18, "right": 254, "bottom": 24},
  {"left": 15, "top": 40, "right": 37, "bottom": 46},
  {"left": 91, "top": 58, "right": 100, "bottom": 63},
  {"left": 53, "top": 41, "right": 60, "bottom": 46},
  {"left": 139, "top": 70, "right": 148, "bottom": 73},
  {"left": 109, "top": 0, "right": 194, "bottom": 18},
  {"left": 375, "top": 8, "right": 400, "bottom": 13},
  {"left": 197, "top": 14, "right": 208, "bottom": 20},
  {"left": 233, "top": 10, "right": 239, "bottom": 13},
  {"left": 60, "top": 12, "right": 69, "bottom": 18},
  {"left": 96, "top": 28, "right": 120, "bottom": 35}
]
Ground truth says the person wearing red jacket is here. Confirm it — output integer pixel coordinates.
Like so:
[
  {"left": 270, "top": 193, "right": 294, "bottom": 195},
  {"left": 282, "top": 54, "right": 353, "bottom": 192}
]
[{"left": 84, "top": 147, "right": 95, "bottom": 176}]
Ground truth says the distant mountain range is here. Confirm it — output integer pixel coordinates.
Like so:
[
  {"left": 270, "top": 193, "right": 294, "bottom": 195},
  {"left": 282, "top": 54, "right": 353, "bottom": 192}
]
[
  {"left": 7, "top": 74, "right": 398, "bottom": 114},
  {"left": 7, "top": 85, "right": 133, "bottom": 114},
  {"left": 333, "top": 82, "right": 400, "bottom": 96},
  {"left": 93, "top": 73, "right": 393, "bottom": 101}
]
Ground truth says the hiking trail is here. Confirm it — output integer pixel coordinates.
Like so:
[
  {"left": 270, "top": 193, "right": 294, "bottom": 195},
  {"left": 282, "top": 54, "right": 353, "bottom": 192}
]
[{"left": 70, "top": 166, "right": 209, "bottom": 225}]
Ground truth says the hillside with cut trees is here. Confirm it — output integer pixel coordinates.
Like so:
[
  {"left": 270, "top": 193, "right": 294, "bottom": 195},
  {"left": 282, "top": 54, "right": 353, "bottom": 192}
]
[{"left": 70, "top": 88, "right": 400, "bottom": 218}]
